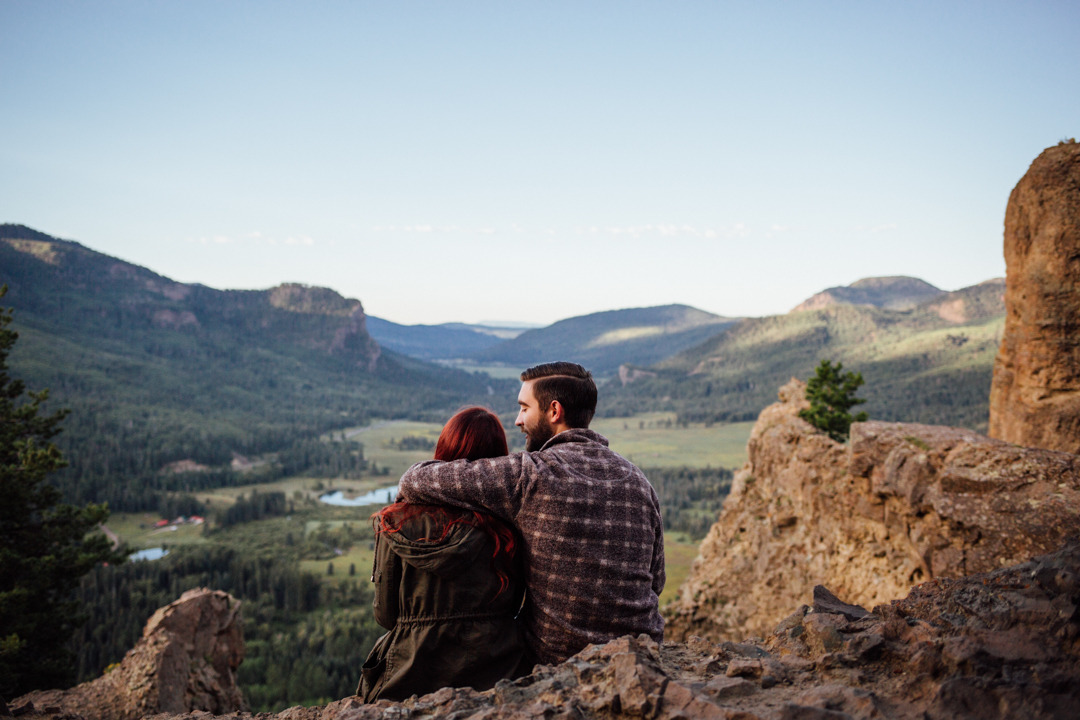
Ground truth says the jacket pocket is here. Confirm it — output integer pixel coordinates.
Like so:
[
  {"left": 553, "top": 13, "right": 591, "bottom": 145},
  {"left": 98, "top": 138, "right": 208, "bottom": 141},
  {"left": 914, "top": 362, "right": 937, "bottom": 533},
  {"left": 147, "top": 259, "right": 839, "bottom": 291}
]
[{"left": 358, "top": 652, "right": 387, "bottom": 702}]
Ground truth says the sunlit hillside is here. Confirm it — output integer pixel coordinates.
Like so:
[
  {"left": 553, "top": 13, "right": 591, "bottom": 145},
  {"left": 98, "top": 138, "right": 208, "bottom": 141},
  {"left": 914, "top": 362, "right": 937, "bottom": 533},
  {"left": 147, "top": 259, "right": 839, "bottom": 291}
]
[{"left": 604, "top": 279, "right": 1004, "bottom": 432}]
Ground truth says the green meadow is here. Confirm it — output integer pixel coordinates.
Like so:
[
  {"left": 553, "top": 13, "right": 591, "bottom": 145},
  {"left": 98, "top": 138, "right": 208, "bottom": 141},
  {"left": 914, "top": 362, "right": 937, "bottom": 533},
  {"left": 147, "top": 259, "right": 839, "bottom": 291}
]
[
  {"left": 592, "top": 414, "right": 751, "bottom": 469},
  {"left": 105, "top": 415, "right": 748, "bottom": 613}
]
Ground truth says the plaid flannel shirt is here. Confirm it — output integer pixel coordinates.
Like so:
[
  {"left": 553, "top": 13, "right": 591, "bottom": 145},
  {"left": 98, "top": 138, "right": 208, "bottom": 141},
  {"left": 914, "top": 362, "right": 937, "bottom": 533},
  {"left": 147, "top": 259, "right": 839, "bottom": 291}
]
[{"left": 397, "top": 428, "right": 665, "bottom": 664}]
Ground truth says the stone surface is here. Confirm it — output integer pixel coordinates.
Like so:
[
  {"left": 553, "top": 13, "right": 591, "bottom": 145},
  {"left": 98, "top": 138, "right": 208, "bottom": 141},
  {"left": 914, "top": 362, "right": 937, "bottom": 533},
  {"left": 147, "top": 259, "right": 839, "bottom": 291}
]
[
  {"left": 989, "top": 141, "right": 1080, "bottom": 453},
  {"left": 21, "top": 540, "right": 1080, "bottom": 720},
  {"left": 664, "top": 379, "right": 1080, "bottom": 643},
  {"left": 15, "top": 589, "right": 244, "bottom": 720}
]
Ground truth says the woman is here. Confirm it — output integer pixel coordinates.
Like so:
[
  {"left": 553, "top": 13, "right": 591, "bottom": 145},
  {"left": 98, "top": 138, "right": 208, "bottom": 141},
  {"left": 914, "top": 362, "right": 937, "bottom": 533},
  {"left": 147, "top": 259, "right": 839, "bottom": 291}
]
[{"left": 357, "top": 407, "right": 531, "bottom": 702}]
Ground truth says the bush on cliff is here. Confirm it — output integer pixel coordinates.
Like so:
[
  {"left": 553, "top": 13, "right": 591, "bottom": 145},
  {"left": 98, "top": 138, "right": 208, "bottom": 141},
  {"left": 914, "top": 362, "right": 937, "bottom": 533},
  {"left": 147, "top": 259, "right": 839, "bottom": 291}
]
[{"left": 799, "top": 359, "right": 868, "bottom": 442}]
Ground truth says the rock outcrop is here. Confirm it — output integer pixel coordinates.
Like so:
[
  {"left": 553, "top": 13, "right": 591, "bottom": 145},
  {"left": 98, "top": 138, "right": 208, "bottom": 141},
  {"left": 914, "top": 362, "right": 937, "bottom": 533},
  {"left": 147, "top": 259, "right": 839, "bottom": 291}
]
[
  {"left": 989, "top": 141, "right": 1080, "bottom": 453},
  {"left": 14, "top": 588, "right": 244, "bottom": 720},
  {"left": 664, "top": 379, "right": 1080, "bottom": 643},
  {"left": 16, "top": 540, "right": 1080, "bottom": 720}
]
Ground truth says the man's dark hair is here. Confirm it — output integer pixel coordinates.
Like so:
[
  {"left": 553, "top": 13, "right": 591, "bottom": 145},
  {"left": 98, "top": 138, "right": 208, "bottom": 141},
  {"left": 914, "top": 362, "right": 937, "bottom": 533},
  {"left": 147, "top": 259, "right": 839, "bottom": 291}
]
[{"left": 520, "top": 361, "right": 597, "bottom": 428}]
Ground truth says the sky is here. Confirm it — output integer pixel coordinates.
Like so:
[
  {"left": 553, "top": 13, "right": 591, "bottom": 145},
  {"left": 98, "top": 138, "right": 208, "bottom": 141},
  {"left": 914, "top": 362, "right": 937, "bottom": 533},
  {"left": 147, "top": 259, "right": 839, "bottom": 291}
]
[{"left": 1, "top": 1, "right": 1077, "bottom": 326}]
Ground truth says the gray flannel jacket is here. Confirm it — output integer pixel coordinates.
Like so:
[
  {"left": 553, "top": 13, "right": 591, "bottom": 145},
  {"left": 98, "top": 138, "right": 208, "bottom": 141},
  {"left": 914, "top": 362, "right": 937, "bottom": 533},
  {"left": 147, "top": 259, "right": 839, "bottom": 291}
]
[{"left": 397, "top": 428, "right": 665, "bottom": 664}]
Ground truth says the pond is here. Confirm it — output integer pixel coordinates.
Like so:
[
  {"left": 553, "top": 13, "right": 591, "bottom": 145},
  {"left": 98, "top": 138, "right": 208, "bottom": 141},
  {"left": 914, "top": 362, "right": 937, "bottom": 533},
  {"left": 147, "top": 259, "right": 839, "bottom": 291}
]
[
  {"left": 130, "top": 547, "right": 169, "bottom": 562},
  {"left": 319, "top": 484, "right": 398, "bottom": 507}
]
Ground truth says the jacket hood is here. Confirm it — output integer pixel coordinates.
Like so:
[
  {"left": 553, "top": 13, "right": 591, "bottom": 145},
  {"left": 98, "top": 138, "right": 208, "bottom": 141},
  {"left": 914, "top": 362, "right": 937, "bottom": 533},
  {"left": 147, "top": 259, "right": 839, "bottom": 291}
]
[{"left": 385, "top": 514, "right": 488, "bottom": 577}]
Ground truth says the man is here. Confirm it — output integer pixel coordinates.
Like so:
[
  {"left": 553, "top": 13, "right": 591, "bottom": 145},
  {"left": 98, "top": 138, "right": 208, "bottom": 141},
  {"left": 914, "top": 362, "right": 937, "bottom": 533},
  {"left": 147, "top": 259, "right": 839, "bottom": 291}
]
[{"left": 397, "top": 361, "right": 665, "bottom": 665}]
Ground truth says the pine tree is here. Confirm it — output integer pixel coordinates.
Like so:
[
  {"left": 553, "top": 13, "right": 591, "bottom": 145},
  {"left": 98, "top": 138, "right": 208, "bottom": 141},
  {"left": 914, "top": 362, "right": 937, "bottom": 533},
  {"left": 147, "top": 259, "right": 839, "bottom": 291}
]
[
  {"left": 798, "top": 359, "right": 869, "bottom": 443},
  {"left": 0, "top": 286, "right": 125, "bottom": 697}
]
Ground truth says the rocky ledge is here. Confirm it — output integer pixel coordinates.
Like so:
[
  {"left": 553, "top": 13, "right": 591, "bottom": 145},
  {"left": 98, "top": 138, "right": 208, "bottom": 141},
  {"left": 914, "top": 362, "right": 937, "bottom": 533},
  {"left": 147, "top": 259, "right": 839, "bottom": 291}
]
[
  {"left": 12, "top": 589, "right": 244, "bottom": 720},
  {"left": 664, "top": 378, "right": 1080, "bottom": 644},
  {"left": 12, "top": 538, "right": 1078, "bottom": 720}
]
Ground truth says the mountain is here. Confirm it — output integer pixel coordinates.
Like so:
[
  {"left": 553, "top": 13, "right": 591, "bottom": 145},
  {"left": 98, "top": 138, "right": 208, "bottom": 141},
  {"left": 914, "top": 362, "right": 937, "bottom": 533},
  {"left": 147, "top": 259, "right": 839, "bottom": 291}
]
[
  {"left": 0, "top": 224, "right": 511, "bottom": 510},
  {"left": 604, "top": 279, "right": 1005, "bottom": 432},
  {"left": 790, "top": 275, "right": 944, "bottom": 312},
  {"left": 468, "top": 304, "right": 740, "bottom": 376},
  {"left": 365, "top": 317, "right": 523, "bottom": 360}
]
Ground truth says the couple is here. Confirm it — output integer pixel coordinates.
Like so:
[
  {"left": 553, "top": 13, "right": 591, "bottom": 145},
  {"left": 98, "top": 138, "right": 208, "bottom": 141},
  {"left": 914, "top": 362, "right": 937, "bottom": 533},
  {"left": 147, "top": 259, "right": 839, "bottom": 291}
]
[{"left": 358, "top": 362, "right": 666, "bottom": 702}]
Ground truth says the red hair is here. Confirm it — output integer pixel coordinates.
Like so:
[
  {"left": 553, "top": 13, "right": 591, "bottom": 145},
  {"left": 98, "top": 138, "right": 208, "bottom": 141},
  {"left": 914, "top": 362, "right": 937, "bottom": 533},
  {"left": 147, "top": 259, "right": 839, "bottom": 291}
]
[
  {"left": 434, "top": 406, "right": 509, "bottom": 461},
  {"left": 375, "top": 407, "right": 517, "bottom": 595}
]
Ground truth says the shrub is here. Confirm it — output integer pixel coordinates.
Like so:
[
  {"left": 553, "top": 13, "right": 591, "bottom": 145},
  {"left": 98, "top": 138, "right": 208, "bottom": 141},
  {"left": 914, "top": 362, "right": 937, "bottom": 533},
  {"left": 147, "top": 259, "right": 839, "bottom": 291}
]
[{"left": 798, "top": 359, "right": 868, "bottom": 442}]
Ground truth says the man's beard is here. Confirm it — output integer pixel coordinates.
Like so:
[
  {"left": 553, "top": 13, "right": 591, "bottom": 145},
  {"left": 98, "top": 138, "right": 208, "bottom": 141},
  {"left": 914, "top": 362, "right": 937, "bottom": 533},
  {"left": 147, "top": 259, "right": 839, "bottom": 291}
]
[{"left": 524, "top": 416, "right": 556, "bottom": 452}]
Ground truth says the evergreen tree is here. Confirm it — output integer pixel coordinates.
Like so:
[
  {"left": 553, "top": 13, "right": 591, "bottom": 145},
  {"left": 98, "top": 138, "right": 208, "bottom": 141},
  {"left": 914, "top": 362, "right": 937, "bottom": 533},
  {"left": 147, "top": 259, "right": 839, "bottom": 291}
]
[
  {"left": 798, "top": 359, "right": 869, "bottom": 442},
  {"left": 0, "top": 287, "right": 125, "bottom": 697}
]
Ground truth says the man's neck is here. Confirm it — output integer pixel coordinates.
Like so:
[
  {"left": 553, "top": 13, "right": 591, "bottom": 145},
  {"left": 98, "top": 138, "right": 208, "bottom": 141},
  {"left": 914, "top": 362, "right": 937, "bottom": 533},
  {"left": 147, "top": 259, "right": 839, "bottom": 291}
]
[{"left": 550, "top": 422, "right": 573, "bottom": 437}]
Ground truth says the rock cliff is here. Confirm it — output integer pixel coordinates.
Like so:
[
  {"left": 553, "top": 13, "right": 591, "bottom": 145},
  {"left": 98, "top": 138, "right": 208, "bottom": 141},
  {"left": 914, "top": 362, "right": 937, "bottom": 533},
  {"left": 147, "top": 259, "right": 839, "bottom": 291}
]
[
  {"left": 664, "top": 379, "right": 1080, "bottom": 643},
  {"left": 989, "top": 141, "right": 1080, "bottom": 453},
  {"left": 11, "top": 540, "right": 1080, "bottom": 720},
  {"left": 13, "top": 588, "right": 244, "bottom": 720}
]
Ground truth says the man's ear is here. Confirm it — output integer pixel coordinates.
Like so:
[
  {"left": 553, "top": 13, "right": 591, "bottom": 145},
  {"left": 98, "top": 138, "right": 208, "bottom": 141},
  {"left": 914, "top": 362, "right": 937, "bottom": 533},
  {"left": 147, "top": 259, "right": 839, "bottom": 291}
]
[{"left": 547, "top": 400, "right": 565, "bottom": 424}]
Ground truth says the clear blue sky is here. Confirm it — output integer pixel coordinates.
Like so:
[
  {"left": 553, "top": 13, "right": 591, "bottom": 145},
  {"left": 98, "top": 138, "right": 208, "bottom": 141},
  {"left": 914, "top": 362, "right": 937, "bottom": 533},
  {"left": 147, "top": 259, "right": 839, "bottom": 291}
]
[{"left": 2, "top": 1, "right": 1077, "bottom": 325}]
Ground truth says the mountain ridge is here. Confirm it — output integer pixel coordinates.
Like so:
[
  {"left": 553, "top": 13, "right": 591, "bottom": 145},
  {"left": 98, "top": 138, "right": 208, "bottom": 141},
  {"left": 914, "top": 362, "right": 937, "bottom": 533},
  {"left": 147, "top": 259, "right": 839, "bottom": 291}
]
[
  {"left": 468, "top": 303, "right": 741, "bottom": 375},
  {"left": 790, "top": 275, "right": 944, "bottom": 312},
  {"left": 604, "top": 278, "right": 1005, "bottom": 431},
  {"left": 0, "top": 224, "right": 510, "bottom": 511}
]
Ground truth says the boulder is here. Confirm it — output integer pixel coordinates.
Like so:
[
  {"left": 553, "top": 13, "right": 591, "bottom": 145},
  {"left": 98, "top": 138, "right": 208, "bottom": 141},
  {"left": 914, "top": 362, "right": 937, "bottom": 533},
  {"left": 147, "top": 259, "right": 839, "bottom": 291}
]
[
  {"left": 15, "top": 588, "right": 244, "bottom": 720},
  {"left": 664, "top": 379, "right": 1080, "bottom": 643},
  {"left": 989, "top": 141, "right": 1080, "bottom": 453}
]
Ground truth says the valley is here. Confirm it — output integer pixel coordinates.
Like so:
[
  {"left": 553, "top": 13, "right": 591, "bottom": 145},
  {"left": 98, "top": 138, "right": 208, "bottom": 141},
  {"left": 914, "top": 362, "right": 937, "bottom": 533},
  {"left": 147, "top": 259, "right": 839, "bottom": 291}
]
[
  {"left": 83, "top": 415, "right": 746, "bottom": 710},
  {"left": 0, "top": 223, "right": 1006, "bottom": 711}
]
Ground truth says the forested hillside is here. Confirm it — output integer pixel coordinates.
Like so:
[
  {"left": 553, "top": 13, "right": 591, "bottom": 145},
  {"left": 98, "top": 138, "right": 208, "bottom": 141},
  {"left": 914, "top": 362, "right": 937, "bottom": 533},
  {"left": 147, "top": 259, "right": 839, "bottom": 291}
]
[
  {"left": 364, "top": 316, "right": 507, "bottom": 359},
  {"left": 604, "top": 279, "right": 1005, "bottom": 432},
  {"left": 469, "top": 304, "right": 739, "bottom": 376},
  {"left": 0, "top": 225, "right": 514, "bottom": 511}
]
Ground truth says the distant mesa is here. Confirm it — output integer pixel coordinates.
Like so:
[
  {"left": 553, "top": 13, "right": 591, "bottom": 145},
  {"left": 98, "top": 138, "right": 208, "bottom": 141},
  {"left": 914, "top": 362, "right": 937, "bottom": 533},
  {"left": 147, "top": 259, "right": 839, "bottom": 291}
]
[
  {"left": 790, "top": 275, "right": 945, "bottom": 313},
  {"left": 0, "top": 224, "right": 382, "bottom": 371}
]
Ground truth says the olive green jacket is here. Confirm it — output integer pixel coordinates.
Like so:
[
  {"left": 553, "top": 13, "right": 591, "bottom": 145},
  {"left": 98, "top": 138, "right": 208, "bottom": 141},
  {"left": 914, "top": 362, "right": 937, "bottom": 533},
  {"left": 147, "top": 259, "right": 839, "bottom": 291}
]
[{"left": 357, "top": 507, "right": 531, "bottom": 702}]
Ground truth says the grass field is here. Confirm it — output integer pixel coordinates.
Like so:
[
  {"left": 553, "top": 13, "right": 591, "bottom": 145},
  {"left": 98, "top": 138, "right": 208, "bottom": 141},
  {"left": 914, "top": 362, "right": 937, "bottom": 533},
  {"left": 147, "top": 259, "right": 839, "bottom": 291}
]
[
  {"left": 300, "top": 543, "right": 375, "bottom": 584},
  {"left": 593, "top": 414, "right": 752, "bottom": 469},
  {"left": 341, "top": 419, "right": 443, "bottom": 479},
  {"left": 661, "top": 538, "right": 701, "bottom": 606},
  {"left": 104, "top": 512, "right": 209, "bottom": 550}
]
